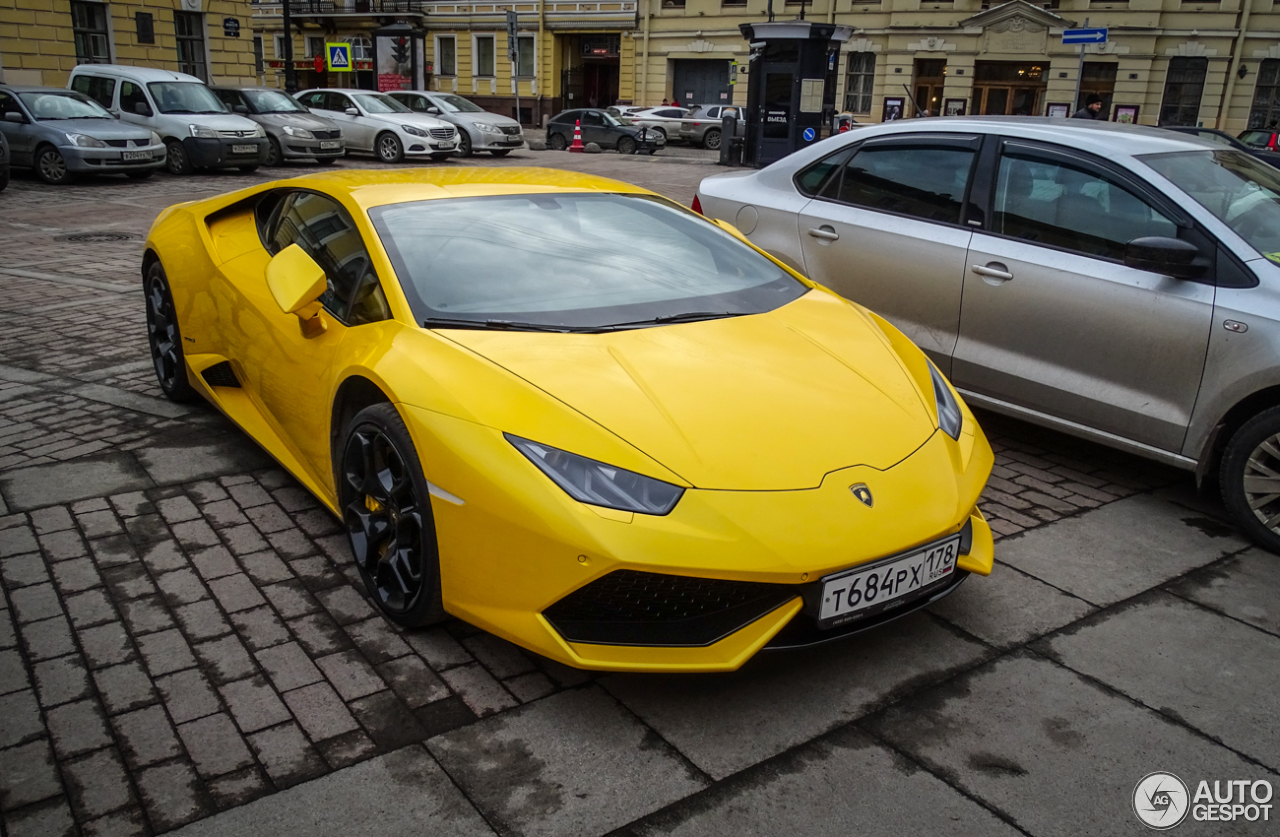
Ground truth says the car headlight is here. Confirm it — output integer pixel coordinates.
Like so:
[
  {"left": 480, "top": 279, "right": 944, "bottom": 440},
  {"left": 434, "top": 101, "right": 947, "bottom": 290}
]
[
  {"left": 149, "top": 131, "right": 162, "bottom": 145},
  {"left": 401, "top": 124, "right": 428, "bottom": 137},
  {"left": 928, "top": 362, "right": 963, "bottom": 441},
  {"left": 66, "top": 132, "right": 106, "bottom": 148},
  {"left": 282, "top": 125, "right": 314, "bottom": 139},
  {"left": 473, "top": 122, "right": 504, "bottom": 134},
  {"left": 506, "top": 434, "right": 684, "bottom": 515},
  {"left": 254, "top": 124, "right": 267, "bottom": 137},
  {"left": 189, "top": 124, "right": 218, "bottom": 139}
]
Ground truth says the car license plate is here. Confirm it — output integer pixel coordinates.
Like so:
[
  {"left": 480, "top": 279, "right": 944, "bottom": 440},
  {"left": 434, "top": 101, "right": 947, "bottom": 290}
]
[
  {"left": 319, "top": 141, "right": 340, "bottom": 150},
  {"left": 121, "top": 151, "right": 150, "bottom": 161},
  {"left": 232, "top": 144, "right": 256, "bottom": 154},
  {"left": 818, "top": 535, "right": 960, "bottom": 627}
]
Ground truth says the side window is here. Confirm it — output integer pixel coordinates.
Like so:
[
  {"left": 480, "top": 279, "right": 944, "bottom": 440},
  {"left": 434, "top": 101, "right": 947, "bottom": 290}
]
[
  {"left": 581, "top": 111, "right": 604, "bottom": 126},
  {"left": 119, "top": 82, "right": 149, "bottom": 115},
  {"left": 267, "top": 192, "right": 388, "bottom": 325},
  {"left": 830, "top": 143, "right": 976, "bottom": 225},
  {"left": 993, "top": 153, "right": 1179, "bottom": 261},
  {"left": 298, "top": 92, "right": 324, "bottom": 110},
  {"left": 796, "top": 147, "right": 856, "bottom": 197},
  {"left": 0, "top": 93, "right": 23, "bottom": 120},
  {"left": 329, "top": 93, "right": 353, "bottom": 112},
  {"left": 214, "top": 89, "right": 242, "bottom": 111},
  {"left": 72, "top": 75, "right": 115, "bottom": 109},
  {"left": 553, "top": 111, "right": 575, "bottom": 124}
]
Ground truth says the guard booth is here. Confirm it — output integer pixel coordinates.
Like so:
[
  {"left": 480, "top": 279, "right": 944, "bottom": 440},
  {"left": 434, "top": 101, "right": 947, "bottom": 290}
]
[
  {"left": 371, "top": 23, "right": 427, "bottom": 93},
  {"left": 739, "top": 21, "right": 851, "bottom": 167}
]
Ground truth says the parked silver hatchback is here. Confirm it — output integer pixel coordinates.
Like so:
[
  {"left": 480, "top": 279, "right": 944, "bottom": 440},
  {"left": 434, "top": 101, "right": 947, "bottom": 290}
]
[{"left": 697, "top": 118, "right": 1280, "bottom": 551}]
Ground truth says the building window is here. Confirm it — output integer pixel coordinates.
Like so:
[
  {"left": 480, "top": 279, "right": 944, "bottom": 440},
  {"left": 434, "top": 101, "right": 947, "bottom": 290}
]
[
  {"left": 1159, "top": 57, "right": 1207, "bottom": 126},
  {"left": 844, "top": 52, "right": 875, "bottom": 114},
  {"left": 476, "top": 35, "right": 495, "bottom": 77},
  {"left": 274, "top": 34, "right": 287, "bottom": 59},
  {"left": 1077, "top": 61, "right": 1117, "bottom": 113},
  {"left": 305, "top": 36, "right": 325, "bottom": 58},
  {"left": 345, "top": 35, "right": 371, "bottom": 61},
  {"left": 135, "top": 12, "right": 154, "bottom": 45},
  {"left": 254, "top": 35, "right": 264, "bottom": 75},
  {"left": 174, "top": 12, "right": 208, "bottom": 81},
  {"left": 1249, "top": 59, "right": 1280, "bottom": 129},
  {"left": 721, "top": 0, "right": 747, "bottom": 6},
  {"left": 70, "top": 1, "right": 111, "bottom": 65},
  {"left": 516, "top": 35, "right": 535, "bottom": 78},
  {"left": 662, "top": 0, "right": 686, "bottom": 8},
  {"left": 437, "top": 36, "right": 456, "bottom": 76}
]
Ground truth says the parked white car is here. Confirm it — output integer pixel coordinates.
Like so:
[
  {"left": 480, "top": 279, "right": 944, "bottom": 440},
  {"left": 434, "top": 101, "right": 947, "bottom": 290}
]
[
  {"left": 295, "top": 89, "right": 457, "bottom": 163},
  {"left": 67, "top": 65, "right": 267, "bottom": 175}
]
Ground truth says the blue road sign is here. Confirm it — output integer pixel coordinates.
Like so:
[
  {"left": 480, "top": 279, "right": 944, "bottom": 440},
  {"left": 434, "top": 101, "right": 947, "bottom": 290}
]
[
  {"left": 803, "top": 127, "right": 816, "bottom": 142},
  {"left": 1062, "top": 28, "right": 1108, "bottom": 44},
  {"left": 327, "top": 42, "right": 352, "bottom": 71}
]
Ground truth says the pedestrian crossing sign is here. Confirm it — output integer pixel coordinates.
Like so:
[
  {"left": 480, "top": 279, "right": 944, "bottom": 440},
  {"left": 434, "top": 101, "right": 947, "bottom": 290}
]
[{"left": 326, "top": 42, "right": 352, "bottom": 72}]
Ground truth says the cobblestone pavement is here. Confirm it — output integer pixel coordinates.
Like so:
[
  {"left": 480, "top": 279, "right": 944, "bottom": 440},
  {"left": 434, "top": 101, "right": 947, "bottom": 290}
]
[{"left": 0, "top": 152, "right": 1274, "bottom": 837}]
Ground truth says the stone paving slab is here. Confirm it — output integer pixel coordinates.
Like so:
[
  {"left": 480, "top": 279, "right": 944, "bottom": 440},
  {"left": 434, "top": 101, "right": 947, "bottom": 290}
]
[{"left": 1167, "top": 547, "right": 1280, "bottom": 637}]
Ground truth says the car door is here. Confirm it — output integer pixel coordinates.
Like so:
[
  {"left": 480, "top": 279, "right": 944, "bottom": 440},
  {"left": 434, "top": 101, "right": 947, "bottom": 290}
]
[
  {"left": 579, "top": 110, "right": 609, "bottom": 146},
  {"left": 221, "top": 190, "right": 392, "bottom": 488},
  {"left": 0, "top": 91, "right": 37, "bottom": 165},
  {"left": 796, "top": 133, "right": 981, "bottom": 369},
  {"left": 333, "top": 93, "right": 379, "bottom": 151},
  {"left": 951, "top": 138, "right": 1214, "bottom": 452}
]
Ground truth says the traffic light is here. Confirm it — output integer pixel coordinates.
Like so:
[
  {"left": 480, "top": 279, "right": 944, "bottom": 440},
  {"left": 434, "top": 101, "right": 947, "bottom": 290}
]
[{"left": 506, "top": 10, "right": 519, "bottom": 63}]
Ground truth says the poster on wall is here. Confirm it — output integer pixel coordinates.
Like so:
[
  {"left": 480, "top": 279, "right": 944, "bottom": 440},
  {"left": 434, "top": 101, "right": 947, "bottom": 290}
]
[
  {"left": 944, "top": 98, "right": 967, "bottom": 117},
  {"left": 1113, "top": 104, "right": 1139, "bottom": 124},
  {"left": 376, "top": 32, "right": 413, "bottom": 92},
  {"left": 882, "top": 97, "right": 905, "bottom": 122},
  {"left": 1046, "top": 102, "right": 1070, "bottom": 118}
]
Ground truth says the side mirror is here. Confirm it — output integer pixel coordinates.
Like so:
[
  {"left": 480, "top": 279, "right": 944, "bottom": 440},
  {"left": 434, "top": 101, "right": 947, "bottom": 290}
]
[
  {"left": 426, "top": 106, "right": 441, "bottom": 115},
  {"left": 134, "top": 102, "right": 153, "bottom": 116},
  {"left": 2, "top": 112, "right": 25, "bottom": 124},
  {"left": 344, "top": 107, "right": 359, "bottom": 116},
  {"left": 266, "top": 244, "right": 329, "bottom": 335},
  {"left": 1124, "top": 236, "right": 1207, "bottom": 280},
  {"left": 233, "top": 104, "right": 249, "bottom": 114}
]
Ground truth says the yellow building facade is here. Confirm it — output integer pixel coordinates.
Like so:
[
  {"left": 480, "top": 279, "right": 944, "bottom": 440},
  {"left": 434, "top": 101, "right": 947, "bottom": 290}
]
[{"left": 0, "top": 0, "right": 258, "bottom": 87}]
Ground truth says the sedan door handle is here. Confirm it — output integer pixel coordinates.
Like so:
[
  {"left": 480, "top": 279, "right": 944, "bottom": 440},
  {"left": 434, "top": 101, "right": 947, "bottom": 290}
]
[
  {"left": 971, "top": 263, "right": 1014, "bottom": 282},
  {"left": 807, "top": 226, "right": 840, "bottom": 241}
]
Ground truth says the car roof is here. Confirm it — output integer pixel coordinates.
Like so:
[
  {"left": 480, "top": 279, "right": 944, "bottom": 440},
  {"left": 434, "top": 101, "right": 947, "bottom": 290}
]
[
  {"left": 845, "top": 117, "right": 1213, "bottom": 157},
  {"left": 1, "top": 85, "right": 85, "bottom": 94},
  {"left": 69, "top": 64, "right": 204, "bottom": 84}
]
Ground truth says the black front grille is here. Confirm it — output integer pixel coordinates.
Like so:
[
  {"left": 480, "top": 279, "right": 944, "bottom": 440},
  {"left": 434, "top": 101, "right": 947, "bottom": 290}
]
[
  {"left": 544, "top": 570, "right": 797, "bottom": 647},
  {"left": 201, "top": 361, "right": 241, "bottom": 388},
  {"left": 312, "top": 130, "right": 340, "bottom": 140},
  {"left": 499, "top": 125, "right": 521, "bottom": 136},
  {"left": 104, "top": 139, "right": 129, "bottom": 148}
]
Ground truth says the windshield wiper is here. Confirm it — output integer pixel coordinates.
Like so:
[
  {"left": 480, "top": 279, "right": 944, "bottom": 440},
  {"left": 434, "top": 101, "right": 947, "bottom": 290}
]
[
  {"left": 598, "top": 311, "right": 739, "bottom": 330},
  {"left": 422, "top": 316, "right": 598, "bottom": 333}
]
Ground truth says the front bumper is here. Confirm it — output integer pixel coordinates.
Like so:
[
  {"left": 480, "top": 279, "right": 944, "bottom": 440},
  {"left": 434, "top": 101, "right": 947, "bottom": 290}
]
[
  {"left": 278, "top": 137, "right": 345, "bottom": 159},
  {"left": 401, "top": 131, "right": 458, "bottom": 156},
  {"left": 472, "top": 130, "right": 526, "bottom": 151},
  {"left": 182, "top": 136, "right": 268, "bottom": 169},
  {"left": 63, "top": 142, "right": 167, "bottom": 173},
  {"left": 400, "top": 404, "right": 994, "bottom": 672}
]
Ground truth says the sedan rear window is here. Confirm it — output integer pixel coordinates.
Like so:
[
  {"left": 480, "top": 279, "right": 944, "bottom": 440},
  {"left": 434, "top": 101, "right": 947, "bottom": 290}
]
[{"left": 370, "top": 194, "right": 805, "bottom": 331}]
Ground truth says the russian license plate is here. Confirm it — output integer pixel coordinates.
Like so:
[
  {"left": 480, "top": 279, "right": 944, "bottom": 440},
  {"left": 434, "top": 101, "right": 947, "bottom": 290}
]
[
  {"left": 121, "top": 150, "right": 150, "bottom": 162},
  {"left": 232, "top": 144, "right": 256, "bottom": 154},
  {"left": 319, "top": 141, "right": 340, "bottom": 150},
  {"left": 818, "top": 535, "right": 960, "bottom": 627}
]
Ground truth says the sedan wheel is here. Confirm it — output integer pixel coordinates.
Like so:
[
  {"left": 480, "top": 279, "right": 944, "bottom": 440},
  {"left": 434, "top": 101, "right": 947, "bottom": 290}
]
[
  {"left": 35, "top": 146, "right": 73, "bottom": 185},
  {"left": 143, "top": 261, "right": 199, "bottom": 403},
  {"left": 703, "top": 129, "right": 722, "bottom": 150},
  {"left": 617, "top": 136, "right": 636, "bottom": 155},
  {"left": 265, "top": 137, "right": 284, "bottom": 167},
  {"left": 548, "top": 133, "right": 567, "bottom": 151},
  {"left": 1221, "top": 405, "right": 1280, "bottom": 552},
  {"left": 456, "top": 131, "right": 473, "bottom": 157},
  {"left": 377, "top": 132, "right": 404, "bottom": 163},
  {"left": 165, "top": 141, "right": 193, "bottom": 175},
  {"left": 340, "top": 404, "right": 445, "bottom": 626}
]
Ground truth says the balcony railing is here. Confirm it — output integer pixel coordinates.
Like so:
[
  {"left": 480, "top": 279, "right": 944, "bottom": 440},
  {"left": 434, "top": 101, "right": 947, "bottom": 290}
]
[{"left": 255, "top": 0, "right": 430, "bottom": 15}]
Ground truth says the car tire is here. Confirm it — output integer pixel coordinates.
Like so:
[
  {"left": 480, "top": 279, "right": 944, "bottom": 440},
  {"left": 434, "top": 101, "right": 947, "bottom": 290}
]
[
  {"left": 547, "top": 132, "right": 567, "bottom": 151},
  {"left": 490, "top": 149, "right": 511, "bottom": 157},
  {"left": 34, "top": 145, "right": 74, "bottom": 185},
  {"left": 165, "top": 140, "right": 193, "bottom": 175},
  {"left": 265, "top": 137, "right": 284, "bottom": 167},
  {"left": 456, "top": 131, "right": 473, "bottom": 157},
  {"left": 143, "top": 260, "right": 200, "bottom": 404},
  {"left": 703, "top": 128, "right": 722, "bottom": 150},
  {"left": 617, "top": 136, "right": 636, "bottom": 155},
  {"left": 1221, "top": 406, "right": 1280, "bottom": 552},
  {"left": 125, "top": 170, "right": 153, "bottom": 180},
  {"left": 376, "top": 132, "right": 404, "bottom": 163},
  {"left": 339, "top": 403, "right": 447, "bottom": 628}
]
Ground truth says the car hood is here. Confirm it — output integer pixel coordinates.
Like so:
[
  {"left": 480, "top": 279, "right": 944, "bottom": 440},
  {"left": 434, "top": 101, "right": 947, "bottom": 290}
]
[
  {"left": 462, "top": 111, "right": 520, "bottom": 129},
  {"left": 439, "top": 291, "right": 937, "bottom": 490},
  {"left": 171, "top": 113, "right": 261, "bottom": 132},
  {"left": 36, "top": 118, "right": 153, "bottom": 140},
  {"left": 367, "top": 111, "right": 451, "bottom": 130},
  {"left": 253, "top": 112, "right": 336, "bottom": 131}
]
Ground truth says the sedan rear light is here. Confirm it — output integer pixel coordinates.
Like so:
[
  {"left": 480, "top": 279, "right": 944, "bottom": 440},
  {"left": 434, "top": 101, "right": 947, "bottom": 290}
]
[{"left": 692, "top": 194, "right": 703, "bottom": 215}]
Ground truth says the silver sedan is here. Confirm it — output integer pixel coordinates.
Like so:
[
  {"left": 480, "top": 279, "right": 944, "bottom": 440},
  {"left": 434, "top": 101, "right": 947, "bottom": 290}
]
[{"left": 697, "top": 118, "right": 1280, "bottom": 552}]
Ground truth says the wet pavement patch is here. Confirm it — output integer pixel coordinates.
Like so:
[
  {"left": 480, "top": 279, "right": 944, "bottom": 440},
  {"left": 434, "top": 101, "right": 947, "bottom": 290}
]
[{"left": 1, "top": 453, "right": 154, "bottom": 511}]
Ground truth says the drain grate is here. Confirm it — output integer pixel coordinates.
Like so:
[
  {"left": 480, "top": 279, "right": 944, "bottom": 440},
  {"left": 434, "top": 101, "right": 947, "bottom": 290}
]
[{"left": 56, "top": 232, "right": 142, "bottom": 243}]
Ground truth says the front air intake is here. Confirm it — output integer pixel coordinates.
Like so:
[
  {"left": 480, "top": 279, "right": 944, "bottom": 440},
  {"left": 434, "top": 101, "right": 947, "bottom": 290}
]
[{"left": 201, "top": 361, "right": 241, "bottom": 388}]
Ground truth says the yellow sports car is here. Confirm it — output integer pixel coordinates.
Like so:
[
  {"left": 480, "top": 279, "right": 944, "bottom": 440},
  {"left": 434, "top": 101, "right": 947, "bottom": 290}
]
[{"left": 142, "top": 167, "right": 994, "bottom": 672}]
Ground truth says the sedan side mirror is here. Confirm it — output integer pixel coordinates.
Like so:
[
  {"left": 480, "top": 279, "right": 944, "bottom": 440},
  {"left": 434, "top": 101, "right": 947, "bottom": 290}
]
[
  {"left": 233, "top": 104, "right": 249, "bottom": 115},
  {"left": 134, "top": 102, "right": 153, "bottom": 117},
  {"left": 1123, "top": 236, "right": 1207, "bottom": 280},
  {"left": 344, "top": 107, "right": 359, "bottom": 116},
  {"left": 2, "top": 112, "right": 25, "bottom": 124},
  {"left": 266, "top": 244, "right": 329, "bottom": 336},
  {"left": 426, "top": 106, "right": 441, "bottom": 115}
]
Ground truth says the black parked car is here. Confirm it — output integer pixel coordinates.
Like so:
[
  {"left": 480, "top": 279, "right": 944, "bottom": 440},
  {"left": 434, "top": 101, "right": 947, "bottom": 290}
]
[
  {"left": 1164, "top": 126, "right": 1280, "bottom": 169},
  {"left": 546, "top": 108, "right": 664, "bottom": 154}
]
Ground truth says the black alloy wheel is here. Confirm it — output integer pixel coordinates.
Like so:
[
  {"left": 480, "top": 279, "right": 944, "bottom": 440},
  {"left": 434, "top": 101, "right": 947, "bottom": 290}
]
[
  {"left": 165, "top": 140, "right": 194, "bottom": 175},
  {"left": 377, "top": 132, "right": 405, "bottom": 163},
  {"left": 35, "top": 145, "right": 73, "bottom": 184},
  {"left": 143, "top": 261, "right": 199, "bottom": 403},
  {"left": 617, "top": 135, "right": 636, "bottom": 155},
  {"left": 456, "top": 131, "right": 473, "bottom": 157},
  {"left": 340, "top": 403, "right": 445, "bottom": 626},
  {"left": 547, "top": 132, "right": 567, "bottom": 151},
  {"left": 265, "top": 137, "right": 284, "bottom": 167}
]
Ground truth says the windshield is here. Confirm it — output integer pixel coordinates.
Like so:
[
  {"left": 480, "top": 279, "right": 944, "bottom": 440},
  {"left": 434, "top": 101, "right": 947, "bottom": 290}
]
[
  {"left": 433, "top": 94, "right": 484, "bottom": 113},
  {"left": 243, "top": 89, "right": 306, "bottom": 113},
  {"left": 1142, "top": 150, "right": 1280, "bottom": 266},
  {"left": 371, "top": 193, "right": 806, "bottom": 330},
  {"left": 354, "top": 93, "right": 411, "bottom": 114},
  {"left": 18, "top": 91, "right": 113, "bottom": 120},
  {"left": 148, "top": 82, "right": 227, "bottom": 114},
  {"left": 605, "top": 113, "right": 632, "bottom": 127}
]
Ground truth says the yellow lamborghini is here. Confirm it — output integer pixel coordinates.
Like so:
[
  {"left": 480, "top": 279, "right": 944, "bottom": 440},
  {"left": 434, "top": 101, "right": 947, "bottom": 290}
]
[{"left": 142, "top": 167, "right": 994, "bottom": 673}]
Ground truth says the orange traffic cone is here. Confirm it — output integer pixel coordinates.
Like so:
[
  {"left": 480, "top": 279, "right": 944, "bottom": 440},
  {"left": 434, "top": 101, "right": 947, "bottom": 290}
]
[{"left": 569, "top": 119, "right": 585, "bottom": 153}]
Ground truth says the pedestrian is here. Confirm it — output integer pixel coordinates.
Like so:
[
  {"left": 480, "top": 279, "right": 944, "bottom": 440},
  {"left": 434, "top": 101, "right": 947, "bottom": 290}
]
[
  {"left": 1072, "top": 94, "right": 1104, "bottom": 119},
  {"left": 661, "top": 98, "right": 670, "bottom": 106}
]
